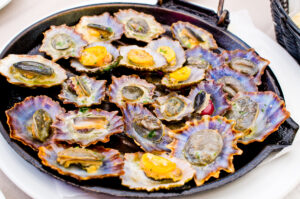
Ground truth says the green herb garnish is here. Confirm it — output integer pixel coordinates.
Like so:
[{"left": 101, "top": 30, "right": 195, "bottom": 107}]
[
  {"left": 148, "top": 130, "right": 156, "bottom": 138},
  {"left": 79, "top": 107, "right": 89, "bottom": 113}
]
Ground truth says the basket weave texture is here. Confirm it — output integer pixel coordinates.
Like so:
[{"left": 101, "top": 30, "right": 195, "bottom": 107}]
[{"left": 270, "top": 0, "right": 300, "bottom": 64}]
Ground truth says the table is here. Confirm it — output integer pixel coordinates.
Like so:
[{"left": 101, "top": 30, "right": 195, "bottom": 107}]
[{"left": 0, "top": 0, "right": 299, "bottom": 198}]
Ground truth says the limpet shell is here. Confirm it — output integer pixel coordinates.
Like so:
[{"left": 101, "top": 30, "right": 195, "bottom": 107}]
[
  {"left": 168, "top": 116, "right": 242, "bottom": 186},
  {"left": 52, "top": 109, "right": 124, "bottom": 147},
  {"left": 6, "top": 95, "right": 65, "bottom": 151},
  {"left": 38, "top": 144, "right": 124, "bottom": 180},
  {"left": 120, "top": 152, "right": 195, "bottom": 191},
  {"left": 39, "top": 24, "right": 87, "bottom": 61}
]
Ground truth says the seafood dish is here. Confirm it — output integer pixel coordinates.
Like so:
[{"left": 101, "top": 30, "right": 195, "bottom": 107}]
[{"left": 0, "top": 7, "right": 293, "bottom": 196}]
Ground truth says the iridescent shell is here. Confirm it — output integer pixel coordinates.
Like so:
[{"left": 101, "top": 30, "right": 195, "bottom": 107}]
[
  {"left": 39, "top": 25, "right": 87, "bottom": 61},
  {"left": 187, "top": 80, "right": 230, "bottom": 116},
  {"left": 75, "top": 12, "right": 124, "bottom": 43},
  {"left": 153, "top": 92, "right": 194, "bottom": 121},
  {"left": 161, "top": 66, "right": 205, "bottom": 89},
  {"left": 222, "top": 49, "right": 270, "bottom": 85},
  {"left": 120, "top": 152, "right": 195, "bottom": 191},
  {"left": 70, "top": 42, "right": 120, "bottom": 73},
  {"left": 121, "top": 103, "right": 173, "bottom": 152},
  {"left": 108, "top": 75, "right": 155, "bottom": 107},
  {"left": 185, "top": 46, "right": 225, "bottom": 70},
  {"left": 6, "top": 95, "right": 65, "bottom": 151},
  {"left": 168, "top": 116, "right": 242, "bottom": 186},
  {"left": 206, "top": 66, "right": 258, "bottom": 98},
  {"left": 119, "top": 45, "right": 167, "bottom": 71},
  {"left": 225, "top": 91, "right": 290, "bottom": 144},
  {"left": 52, "top": 109, "right": 123, "bottom": 146},
  {"left": 146, "top": 37, "right": 186, "bottom": 72},
  {"left": 38, "top": 144, "right": 123, "bottom": 180},
  {"left": 58, "top": 75, "right": 106, "bottom": 107},
  {"left": 171, "top": 21, "right": 218, "bottom": 49},
  {"left": 0, "top": 54, "right": 67, "bottom": 88},
  {"left": 114, "top": 9, "right": 165, "bottom": 42}
]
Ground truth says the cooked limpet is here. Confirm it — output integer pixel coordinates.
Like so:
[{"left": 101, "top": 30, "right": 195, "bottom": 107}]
[
  {"left": 0, "top": 54, "right": 67, "bottom": 88},
  {"left": 6, "top": 95, "right": 65, "bottom": 151},
  {"left": 39, "top": 24, "right": 87, "bottom": 61}
]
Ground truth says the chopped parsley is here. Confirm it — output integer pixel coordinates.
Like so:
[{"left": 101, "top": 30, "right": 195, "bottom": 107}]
[
  {"left": 261, "top": 108, "right": 265, "bottom": 112},
  {"left": 186, "top": 43, "right": 192, "bottom": 48},
  {"left": 107, "top": 27, "right": 113, "bottom": 33},
  {"left": 79, "top": 107, "right": 89, "bottom": 113},
  {"left": 239, "top": 110, "right": 246, "bottom": 115},
  {"left": 148, "top": 130, "right": 156, "bottom": 138}
]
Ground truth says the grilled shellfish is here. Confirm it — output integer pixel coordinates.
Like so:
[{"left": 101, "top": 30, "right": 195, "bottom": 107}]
[
  {"left": 38, "top": 144, "right": 123, "bottom": 180},
  {"left": 114, "top": 9, "right": 165, "bottom": 42},
  {"left": 206, "top": 66, "right": 258, "bottom": 98},
  {"left": 70, "top": 42, "right": 120, "bottom": 73},
  {"left": 161, "top": 66, "right": 205, "bottom": 89},
  {"left": 0, "top": 54, "right": 67, "bottom": 88},
  {"left": 58, "top": 75, "right": 106, "bottom": 107},
  {"left": 39, "top": 25, "right": 87, "bottom": 61},
  {"left": 52, "top": 109, "right": 124, "bottom": 146},
  {"left": 222, "top": 49, "right": 270, "bottom": 85},
  {"left": 6, "top": 95, "right": 65, "bottom": 150},
  {"left": 121, "top": 152, "right": 195, "bottom": 191},
  {"left": 121, "top": 103, "right": 173, "bottom": 152},
  {"left": 119, "top": 45, "right": 167, "bottom": 71},
  {"left": 153, "top": 92, "right": 194, "bottom": 121},
  {"left": 168, "top": 116, "right": 242, "bottom": 186},
  {"left": 188, "top": 80, "right": 230, "bottom": 116},
  {"left": 225, "top": 91, "right": 290, "bottom": 144},
  {"left": 147, "top": 37, "right": 186, "bottom": 72},
  {"left": 75, "top": 12, "right": 124, "bottom": 43},
  {"left": 171, "top": 21, "right": 218, "bottom": 49},
  {"left": 108, "top": 75, "right": 155, "bottom": 107}
]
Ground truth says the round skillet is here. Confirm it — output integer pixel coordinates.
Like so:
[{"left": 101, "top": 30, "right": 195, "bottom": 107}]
[{"left": 0, "top": 1, "right": 298, "bottom": 198}]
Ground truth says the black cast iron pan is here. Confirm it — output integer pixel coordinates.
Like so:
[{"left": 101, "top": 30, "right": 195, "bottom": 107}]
[{"left": 0, "top": 0, "right": 298, "bottom": 198}]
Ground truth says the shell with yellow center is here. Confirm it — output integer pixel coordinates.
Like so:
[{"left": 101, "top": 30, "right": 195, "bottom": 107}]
[
  {"left": 168, "top": 116, "right": 242, "bottom": 186},
  {"left": 161, "top": 66, "right": 205, "bottom": 89},
  {"left": 119, "top": 45, "right": 167, "bottom": 71},
  {"left": 70, "top": 42, "right": 120, "bottom": 73},
  {"left": 38, "top": 144, "right": 124, "bottom": 180},
  {"left": 147, "top": 37, "right": 186, "bottom": 72},
  {"left": 75, "top": 12, "right": 124, "bottom": 43},
  {"left": 120, "top": 152, "right": 195, "bottom": 191}
]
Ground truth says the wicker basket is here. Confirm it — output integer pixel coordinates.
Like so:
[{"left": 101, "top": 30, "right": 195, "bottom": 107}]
[{"left": 270, "top": 0, "right": 300, "bottom": 64}]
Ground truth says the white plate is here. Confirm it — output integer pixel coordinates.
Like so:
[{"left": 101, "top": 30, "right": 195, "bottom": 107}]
[
  {"left": 0, "top": 3, "right": 300, "bottom": 199},
  {"left": 0, "top": 0, "right": 10, "bottom": 10}
]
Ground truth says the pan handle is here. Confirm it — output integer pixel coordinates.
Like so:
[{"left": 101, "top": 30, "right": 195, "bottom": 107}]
[{"left": 158, "top": 0, "right": 230, "bottom": 28}]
